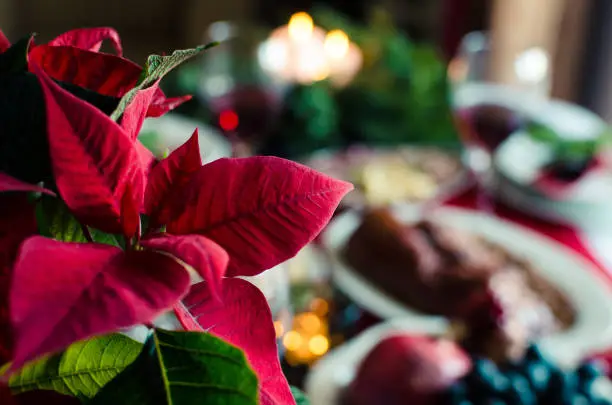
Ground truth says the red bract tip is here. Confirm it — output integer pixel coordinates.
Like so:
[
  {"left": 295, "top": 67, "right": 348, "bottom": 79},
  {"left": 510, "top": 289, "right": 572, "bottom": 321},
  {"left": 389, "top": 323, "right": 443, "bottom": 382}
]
[
  {"left": 30, "top": 60, "right": 145, "bottom": 236},
  {"left": 175, "top": 278, "right": 296, "bottom": 405},
  {"left": 48, "top": 27, "right": 123, "bottom": 56},
  {"left": 0, "top": 29, "right": 10, "bottom": 53},
  {"left": 0, "top": 172, "right": 55, "bottom": 196},
  {"left": 9, "top": 237, "right": 191, "bottom": 371},
  {"left": 146, "top": 91, "right": 192, "bottom": 118},
  {"left": 166, "top": 156, "right": 354, "bottom": 276},
  {"left": 29, "top": 44, "right": 141, "bottom": 97},
  {"left": 144, "top": 129, "right": 201, "bottom": 228}
]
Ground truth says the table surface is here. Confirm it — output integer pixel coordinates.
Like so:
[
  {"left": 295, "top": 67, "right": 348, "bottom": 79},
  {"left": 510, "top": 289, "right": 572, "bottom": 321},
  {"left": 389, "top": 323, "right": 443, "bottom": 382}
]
[{"left": 283, "top": 185, "right": 612, "bottom": 388}]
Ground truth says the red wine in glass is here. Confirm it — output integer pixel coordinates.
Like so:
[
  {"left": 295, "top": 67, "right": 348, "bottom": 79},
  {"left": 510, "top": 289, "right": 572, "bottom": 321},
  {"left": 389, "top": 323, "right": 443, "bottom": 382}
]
[
  {"left": 456, "top": 104, "right": 524, "bottom": 152},
  {"left": 453, "top": 101, "right": 525, "bottom": 213}
]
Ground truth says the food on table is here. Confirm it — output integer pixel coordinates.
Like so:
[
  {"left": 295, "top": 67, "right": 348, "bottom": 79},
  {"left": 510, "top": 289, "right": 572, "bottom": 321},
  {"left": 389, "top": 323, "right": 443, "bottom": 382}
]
[
  {"left": 343, "top": 208, "right": 575, "bottom": 361},
  {"left": 445, "top": 346, "right": 611, "bottom": 405},
  {"left": 344, "top": 336, "right": 612, "bottom": 405},
  {"left": 305, "top": 147, "right": 463, "bottom": 206},
  {"left": 358, "top": 160, "right": 438, "bottom": 205},
  {"left": 342, "top": 335, "right": 471, "bottom": 405}
]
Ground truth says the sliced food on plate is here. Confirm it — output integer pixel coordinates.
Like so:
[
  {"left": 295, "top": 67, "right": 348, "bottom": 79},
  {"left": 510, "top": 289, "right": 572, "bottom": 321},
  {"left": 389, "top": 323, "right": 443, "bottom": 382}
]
[{"left": 322, "top": 205, "right": 612, "bottom": 364}]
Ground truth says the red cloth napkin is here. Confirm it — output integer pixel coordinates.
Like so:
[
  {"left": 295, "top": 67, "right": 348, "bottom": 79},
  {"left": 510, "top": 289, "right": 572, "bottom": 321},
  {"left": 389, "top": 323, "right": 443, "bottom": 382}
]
[{"left": 445, "top": 186, "right": 609, "bottom": 277}]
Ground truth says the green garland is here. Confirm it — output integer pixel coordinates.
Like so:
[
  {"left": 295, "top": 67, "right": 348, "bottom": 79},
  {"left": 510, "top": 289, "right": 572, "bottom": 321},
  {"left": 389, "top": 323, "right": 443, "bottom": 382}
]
[
  {"left": 261, "top": 7, "right": 459, "bottom": 158},
  {"left": 527, "top": 121, "right": 612, "bottom": 163}
]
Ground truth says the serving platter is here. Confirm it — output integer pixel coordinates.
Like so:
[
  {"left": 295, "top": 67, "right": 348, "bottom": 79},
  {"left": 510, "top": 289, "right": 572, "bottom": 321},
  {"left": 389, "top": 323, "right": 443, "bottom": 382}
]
[{"left": 322, "top": 205, "right": 612, "bottom": 365}]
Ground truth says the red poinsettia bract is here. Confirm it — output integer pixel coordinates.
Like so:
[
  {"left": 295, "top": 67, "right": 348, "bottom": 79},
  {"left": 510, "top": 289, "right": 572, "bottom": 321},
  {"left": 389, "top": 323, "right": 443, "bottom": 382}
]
[
  {"left": 175, "top": 279, "right": 294, "bottom": 405},
  {"left": 0, "top": 26, "right": 189, "bottom": 117},
  {"left": 32, "top": 62, "right": 145, "bottom": 237},
  {"left": 0, "top": 172, "right": 55, "bottom": 196},
  {"left": 0, "top": 30, "right": 10, "bottom": 53},
  {"left": 1, "top": 45, "right": 353, "bottom": 404},
  {"left": 0, "top": 194, "right": 38, "bottom": 365},
  {"left": 47, "top": 27, "right": 123, "bottom": 55}
]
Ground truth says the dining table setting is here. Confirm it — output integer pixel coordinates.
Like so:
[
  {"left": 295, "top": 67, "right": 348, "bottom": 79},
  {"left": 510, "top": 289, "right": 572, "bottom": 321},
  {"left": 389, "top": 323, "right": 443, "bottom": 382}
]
[{"left": 138, "top": 8, "right": 612, "bottom": 405}]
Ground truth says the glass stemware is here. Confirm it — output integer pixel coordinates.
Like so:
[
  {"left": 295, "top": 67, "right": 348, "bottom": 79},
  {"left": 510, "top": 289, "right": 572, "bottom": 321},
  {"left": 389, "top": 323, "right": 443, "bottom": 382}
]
[
  {"left": 448, "top": 31, "right": 551, "bottom": 211},
  {"left": 198, "top": 21, "right": 285, "bottom": 156}
]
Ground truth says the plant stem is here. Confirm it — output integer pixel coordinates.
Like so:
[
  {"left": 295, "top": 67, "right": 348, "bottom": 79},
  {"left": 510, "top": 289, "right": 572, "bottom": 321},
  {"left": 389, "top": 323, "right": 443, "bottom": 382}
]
[{"left": 81, "top": 224, "right": 94, "bottom": 243}]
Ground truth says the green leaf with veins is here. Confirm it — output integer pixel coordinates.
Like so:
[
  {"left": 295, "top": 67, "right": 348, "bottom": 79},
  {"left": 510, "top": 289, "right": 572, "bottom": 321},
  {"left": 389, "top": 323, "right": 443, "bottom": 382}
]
[
  {"left": 8, "top": 334, "right": 142, "bottom": 400},
  {"left": 111, "top": 43, "right": 217, "bottom": 121},
  {"left": 36, "top": 196, "right": 120, "bottom": 246},
  {"left": 90, "top": 329, "right": 258, "bottom": 405}
]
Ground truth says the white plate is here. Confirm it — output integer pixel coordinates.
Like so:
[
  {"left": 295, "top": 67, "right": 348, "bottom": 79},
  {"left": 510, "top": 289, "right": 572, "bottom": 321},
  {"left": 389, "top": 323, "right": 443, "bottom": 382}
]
[
  {"left": 140, "top": 114, "right": 231, "bottom": 163},
  {"left": 305, "top": 319, "right": 446, "bottom": 405},
  {"left": 303, "top": 146, "right": 468, "bottom": 209},
  {"left": 322, "top": 206, "right": 612, "bottom": 364}
]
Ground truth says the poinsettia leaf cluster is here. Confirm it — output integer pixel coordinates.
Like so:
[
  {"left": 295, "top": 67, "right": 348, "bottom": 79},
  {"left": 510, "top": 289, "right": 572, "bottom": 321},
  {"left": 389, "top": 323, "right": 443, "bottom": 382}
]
[
  {"left": 0, "top": 27, "right": 352, "bottom": 404},
  {"left": 0, "top": 28, "right": 194, "bottom": 184}
]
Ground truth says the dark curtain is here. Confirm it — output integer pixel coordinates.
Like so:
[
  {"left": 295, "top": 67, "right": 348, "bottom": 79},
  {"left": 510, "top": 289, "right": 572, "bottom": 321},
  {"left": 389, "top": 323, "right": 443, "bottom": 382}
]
[
  {"left": 255, "top": 0, "right": 370, "bottom": 26},
  {"left": 578, "top": 0, "right": 610, "bottom": 113},
  {"left": 440, "top": 0, "right": 491, "bottom": 60}
]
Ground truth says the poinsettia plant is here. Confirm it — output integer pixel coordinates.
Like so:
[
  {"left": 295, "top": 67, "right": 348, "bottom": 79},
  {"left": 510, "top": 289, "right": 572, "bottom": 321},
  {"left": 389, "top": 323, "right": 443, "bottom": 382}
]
[{"left": 0, "top": 27, "right": 352, "bottom": 404}]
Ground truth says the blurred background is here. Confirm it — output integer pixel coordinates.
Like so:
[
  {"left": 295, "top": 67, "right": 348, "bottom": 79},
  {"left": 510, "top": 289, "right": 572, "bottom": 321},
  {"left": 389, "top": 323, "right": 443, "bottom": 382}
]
[
  {"left": 2, "top": 0, "right": 605, "bottom": 106},
  {"left": 8, "top": 0, "right": 612, "bottom": 403}
]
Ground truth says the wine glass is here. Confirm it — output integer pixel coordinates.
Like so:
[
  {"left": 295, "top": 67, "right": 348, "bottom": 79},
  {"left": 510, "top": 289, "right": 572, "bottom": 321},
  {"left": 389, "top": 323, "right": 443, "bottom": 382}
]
[
  {"left": 197, "top": 21, "right": 285, "bottom": 156},
  {"left": 448, "top": 31, "right": 551, "bottom": 210}
]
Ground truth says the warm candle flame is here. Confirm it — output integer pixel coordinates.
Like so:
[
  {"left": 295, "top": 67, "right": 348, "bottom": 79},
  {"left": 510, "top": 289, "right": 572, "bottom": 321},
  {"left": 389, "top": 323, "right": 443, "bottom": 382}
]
[
  {"left": 283, "top": 330, "right": 303, "bottom": 351},
  {"left": 324, "top": 29, "right": 350, "bottom": 59},
  {"left": 288, "top": 12, "right": 314, "bottom": 42},
  {"left": 308, "top": 334, "right": 330, "bottom": 356}
]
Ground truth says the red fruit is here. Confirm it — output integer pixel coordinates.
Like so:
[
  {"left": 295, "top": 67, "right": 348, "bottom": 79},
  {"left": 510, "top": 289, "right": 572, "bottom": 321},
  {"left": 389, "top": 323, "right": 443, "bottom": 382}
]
[{"left": 344, "top": 334, "right": 471, "bottom": 405}]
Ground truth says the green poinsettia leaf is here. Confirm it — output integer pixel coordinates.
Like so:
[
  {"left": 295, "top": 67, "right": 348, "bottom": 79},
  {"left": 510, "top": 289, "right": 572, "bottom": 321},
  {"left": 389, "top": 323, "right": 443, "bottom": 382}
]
[
  {"left": 90, "top": 329, "right": 258, "bottom": 405},
  {"left": 8, "top": 333, "right": 142, "bottom": 400},
  {"left": 36, "top": 196, "right": 120, "bottom": 246},
  {"left": 0, "top": 35, "right": 33, "bottom": 74},
  {"left": 111, "top": 43, "right": 217, "bottom": 121},
  {"left": 290, "top": 386, "right": 310, "bottom": 405},
  {"left": 144, "top": 44, "right": 217, "bottom": 81}
]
